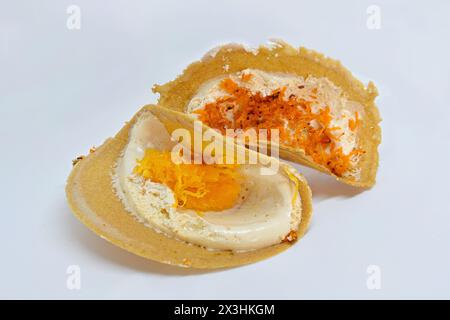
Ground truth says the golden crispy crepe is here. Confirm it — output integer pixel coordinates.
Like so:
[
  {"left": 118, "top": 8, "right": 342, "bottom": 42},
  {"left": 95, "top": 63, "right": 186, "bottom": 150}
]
[
  {"left": 66, "top": 105, "right": 313, "bottom": 268},
  {"left": 153, "top": 41, "right": 381, "bottom": 187}
]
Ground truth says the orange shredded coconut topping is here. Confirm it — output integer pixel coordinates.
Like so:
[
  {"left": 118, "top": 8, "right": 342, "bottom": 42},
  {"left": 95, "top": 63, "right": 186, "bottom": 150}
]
[
  {"left": 134, "top": 149, "right": 241, "bottom": 212},
  {"left": 194, "top": 78, "right": 363, "bottom": 177},
  {"left": 240, "top": 73, "right": 253, "bottom": 82},
  {"left": 348, "top": 111, "right": 359, "bottom": 131}
]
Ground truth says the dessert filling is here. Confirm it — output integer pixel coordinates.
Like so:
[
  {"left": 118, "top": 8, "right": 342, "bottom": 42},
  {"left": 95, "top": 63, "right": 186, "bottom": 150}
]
[
  {"left": 187, "top": 69, "right": 365, "bottom": 178},
  {"left": 134, "top": 149, "right": 241, "bottom": 212},
  {"left": 114, "top": 112, "right": 302, "bottom": 251}
]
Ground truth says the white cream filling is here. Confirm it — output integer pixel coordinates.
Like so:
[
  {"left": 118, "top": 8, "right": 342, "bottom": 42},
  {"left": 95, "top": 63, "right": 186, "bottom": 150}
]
[
  {"left": 186, "top": 69, "right": 363, "bottom": 163},
  {"left": 113, "top": 112, "right": 301, "bottom": 252}
]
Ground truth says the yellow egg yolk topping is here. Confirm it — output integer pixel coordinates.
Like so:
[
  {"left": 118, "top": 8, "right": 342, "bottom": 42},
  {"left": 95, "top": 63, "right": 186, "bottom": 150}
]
[
  {"left": 134, "top": 149, "right": 241, "bottom": 212},
  {"left": 193, "top": 78, "right": 364, "bottom": 177}
]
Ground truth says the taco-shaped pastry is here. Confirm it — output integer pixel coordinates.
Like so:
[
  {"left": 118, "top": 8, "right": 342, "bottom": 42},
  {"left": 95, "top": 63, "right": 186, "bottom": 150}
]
[
  {"left": 66, "top": 105, "right": 312, "bottom": 268},
  {"left": 153, "top": 40, "right": 381, "bottom": 187}
]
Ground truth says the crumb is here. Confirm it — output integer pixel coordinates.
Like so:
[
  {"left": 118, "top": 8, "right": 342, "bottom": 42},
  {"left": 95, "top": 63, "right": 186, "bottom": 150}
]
[
  {"left": 72, "top": 146, "right": 96, "bottom": 166},
  {"left": 72, "top": 156, "right": 85, "bottom": 166},
  {"left": 282, "top": 230, "right": 298, "bottom": 243},
  {"left": 182, "top": 258, "right": 192, "bottom": 267}
]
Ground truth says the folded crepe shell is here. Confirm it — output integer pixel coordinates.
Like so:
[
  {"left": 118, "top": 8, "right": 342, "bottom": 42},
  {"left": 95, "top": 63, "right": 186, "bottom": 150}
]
[
  {"left": 153, "top": 40, "right": 381, "bottom": 187},
  {"left": 66, "top": 105, "right": 312, "bottom": 268}
]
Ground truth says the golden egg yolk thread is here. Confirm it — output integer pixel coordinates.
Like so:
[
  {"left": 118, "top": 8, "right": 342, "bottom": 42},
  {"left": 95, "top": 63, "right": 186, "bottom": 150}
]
[{"left": 134, "top": 149, "right": 241, "bottom": 212}]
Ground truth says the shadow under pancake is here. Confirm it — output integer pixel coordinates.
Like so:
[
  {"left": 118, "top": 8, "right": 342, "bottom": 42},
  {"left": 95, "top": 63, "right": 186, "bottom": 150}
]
[{"left": 290, "top": 165, "right": 365, "bottom": 202}]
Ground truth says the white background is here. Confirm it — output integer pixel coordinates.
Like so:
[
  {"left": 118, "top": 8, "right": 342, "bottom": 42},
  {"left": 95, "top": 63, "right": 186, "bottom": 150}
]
[{"left": 1, "top": 0, "right": 450, "bottom": 299}]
